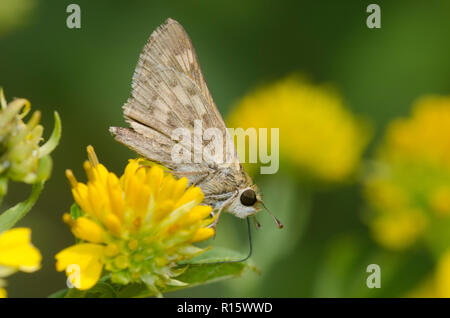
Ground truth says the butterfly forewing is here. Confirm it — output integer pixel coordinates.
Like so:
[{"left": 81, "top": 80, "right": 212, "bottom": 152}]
[{"left": 132, "top": 18, "right": 221, "bottom": 126}]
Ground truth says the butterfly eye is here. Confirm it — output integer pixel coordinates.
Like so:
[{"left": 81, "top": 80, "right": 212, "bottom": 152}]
[{"left": 240, "top": 189, "right": 257, "bottom": 206}]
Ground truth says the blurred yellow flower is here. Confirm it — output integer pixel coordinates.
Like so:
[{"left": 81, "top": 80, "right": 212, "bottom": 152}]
[
  {"left": 409, "top": 249, "right": 450, "bottom": 298},
  {"left": 0, "top": 227, "right": 42, "bottom": 298},
  {"left": 365, "top": 96, "right": 450, "bottom": 250},
  {"left": 0, "top": 0, "right": 36, "bottom": 36},
  {"left": 56, "top": 146, "right": 215, "bottom": 294},
  {"left": 370, "top": 208, "right": 427, "bottom": 250},
  {"left": 227, "top": 75, "right": 369, "bottom": 182},
  {"left": 383, "top": 96, "right": 450, "bottom": 168},
  {"left": 435, "top": 249, "right": 450, "bottom": 297}
]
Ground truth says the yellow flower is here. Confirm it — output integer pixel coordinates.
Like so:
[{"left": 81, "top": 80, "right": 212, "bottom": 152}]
[
  {"left": 56, "top": 146, "right": 215, "bottom": 293},
  {"left": 406, "top": 277, "right": 438, "bottom": 298},
  {"left": 435, "top": 250, "right": 450, "bottom": 297},
  {"left": 0, "top": 227, "right": 42, "bottom": 298},
  {"left": 370, "top": 208, "right": 427, "bottom": 250},
  {"left": 383, "top": 96, "right": 450, "bottom": 168},
  {"left": 408, "top": 249, "right": 450, "bottom": 298},
  {"left": 365, "top": 96, "right": 450, "bottom": 250},
  {"left": 227, "top": 75, "right": 369, "bottom": 182}
]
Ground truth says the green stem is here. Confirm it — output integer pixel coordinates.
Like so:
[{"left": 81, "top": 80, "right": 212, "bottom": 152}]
[
  {"left": 0, "top": 181, "right": 44, "bottom": 233},
  {"left": 0, "top": 177, "right": 7, "bottom": 207}
]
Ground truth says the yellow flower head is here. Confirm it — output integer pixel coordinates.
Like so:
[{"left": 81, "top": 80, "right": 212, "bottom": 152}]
[
  {"left": 365, "top": 96, "right": 450, "bottom": 250},
  {"left": 227, "top": 75, "right": 369, "bottom": 182},
  {"left": 0, "top": 227, "right": 42, "bottom": 298},
  {"left": 56, "top": 146, "right": 215, "bottom": 293}
]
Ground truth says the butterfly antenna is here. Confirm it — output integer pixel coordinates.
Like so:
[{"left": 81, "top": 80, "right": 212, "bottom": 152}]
[{"left": 260, "top": 200, "right": 284, "bottom": 229}]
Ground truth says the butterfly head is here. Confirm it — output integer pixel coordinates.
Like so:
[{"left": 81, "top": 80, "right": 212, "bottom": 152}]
[
  {"left": 227, "top": 186, "right": 283, "bottom": 228},
  {"left": 226, "top": 186, "right": 261, "bottom": 219}
]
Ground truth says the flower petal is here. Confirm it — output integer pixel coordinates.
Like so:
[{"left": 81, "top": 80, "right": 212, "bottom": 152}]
[
  {"left": 55, "top": 243, "right": 105, "bottom": 290},
  {"left": 71, "top": 217, "right": 106, "bottom": 243},
  {"left": 191, "top": 228, "right": 215, "bottom": 243},
  {"left": 0, "top": 228, "right": 41, "bottom": 272},
  {"left": 175, "top": 186, "right": 204, "bottom": 208}
]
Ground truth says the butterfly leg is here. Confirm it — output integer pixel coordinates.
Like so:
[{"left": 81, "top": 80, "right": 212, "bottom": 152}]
[
  {"left": 209, "top": 207, "right": 218, "bottom": 218},
  {"left": 209, "top": 207, "right": 224, "bottom": 230},
  {"left": 208, "top": 192, "right": 238, "bottom": 231},
  {"left": 253, "top": 216, "right": 261, "bottom": 230}
]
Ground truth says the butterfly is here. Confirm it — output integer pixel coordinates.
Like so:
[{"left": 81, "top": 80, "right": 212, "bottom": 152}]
[{"left": 110, "top": 18, "right": 282, "bottom": 230}]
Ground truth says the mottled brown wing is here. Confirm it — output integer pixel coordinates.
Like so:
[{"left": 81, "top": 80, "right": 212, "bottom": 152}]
[
  {"left": 111, "top": 66, "right": 215, "bottom": 169},
  {"left": 111, "top": 18, "right": 243, "bottom": 194},
  {"left": 125, "top": 66, "right": 219, "bottom": 138},
  {"left": 132, "top": 18, "right": 225, "bottom": 130}
]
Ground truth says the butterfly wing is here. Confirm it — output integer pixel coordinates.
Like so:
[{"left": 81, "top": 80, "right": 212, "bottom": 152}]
[
  {"left": 133, "top": 18, "right": 215, "bottom": 109},
  {"left": 110, "top": 18, "right": 241, "bottom": 188},
  {"left": 132, "top": 18, "right": 231, "bottom": 133}
]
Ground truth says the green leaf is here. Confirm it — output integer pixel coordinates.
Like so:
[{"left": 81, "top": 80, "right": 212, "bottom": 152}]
[
  {"left": 84, "top": 282, "right": 117, "bottom": 298},
  {"left": 48, "top": 288, "right": 69, "bottom": 298},
  {"left": 70, "top": 203, "right": 83, "bottom": 220},
  {"left": 116, "top": 247, "right": 257, "bottom": 298},
  {"left": 35, "top": 154, "right": 53, "bottom": 182},
  {"left": 63, "top": 287, "right": 86, "bottom": 298},
  {"left": 51, "top": 247, "right": 256, "bottom": 298},
  {"left": 49, "top": 276, "right": 113, "bottom": 298},
  {"left": 0, "top": 177, "right": 7, "bottom": 206},
  {"left": 0, "top": 181, "right": 44, "bottom": 233},
  {"left": 39, "top": 111, "right": 62, "bottom": 158}
]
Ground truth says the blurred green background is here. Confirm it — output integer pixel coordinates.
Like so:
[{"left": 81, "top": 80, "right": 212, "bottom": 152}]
[{"left": 1, "top": 0, "right": 450, "bottom": 297}]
